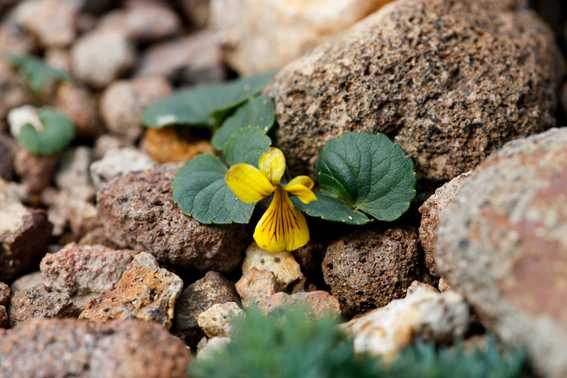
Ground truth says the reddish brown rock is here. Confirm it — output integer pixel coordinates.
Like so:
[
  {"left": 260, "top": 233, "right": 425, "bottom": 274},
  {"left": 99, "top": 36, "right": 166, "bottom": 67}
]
[
  {"left": 180, "top": 0, "right": 210, "bottom": 29},
  {"left": 235, "top": 267, "right": 277, "bottom": 308},
  {"left": 291, "top": 277, "right": 318, "bottom": 294},
  {"left": 0, "top": 318, "right": 191, "bottom": 378},
  {"left": 9, "top": 284, "right": 79, "bottom": 327},
  {"left": 0, "top": 23, "right": 36, "bottom": 56},
  {"left": 13, "top": 148, "right": 58, "bottom": 192},
  {"left": 97, "top": 163, "right": 248, "bottom": 272},
  {"left": 436, "top": 127, "right": 567, "bottom": 378},
  {"left": 172, "top": 271, "right": 240, "bottom": 347},
  {"left": 323, "top": 227, "right": 421, "bottom": 317},
  {"left": 0, "top": 306, "right": 7, "bottom": 328},
  {"left": 79, "top": 252, "right": 183, "bottom": 329},
  {"left": 0, "top": 282, "right": 9, "bottom": 306},
  {"left": 101, "top": 76, "right": 172, "bottom": 142},
  {"left": 141, "top": 127, "right": 215, "bottom": 164},
  {"left": 40, "top": 243, "right": 137, "bottom": 296},
  {"left": 260, "top": 291, "right": 341, "bottom": 320},
  {"left": 265, "top": 0, "right": 565, "bottom": 180},
  {"left": 418, "top": 171, "right": 473, "bottom": 276},
  {"left": 51, "top": 83, "right": 102, "bottom": 139},
  {"left": 290, "top": 240, "right": 324, "bottom": 276},
  {"left": 1, "top": 180, "right": 52, "bottom": 281}
]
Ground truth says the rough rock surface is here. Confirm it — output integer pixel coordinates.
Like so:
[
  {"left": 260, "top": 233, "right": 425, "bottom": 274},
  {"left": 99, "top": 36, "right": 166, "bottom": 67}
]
[
  {"left": 134, "top": 31, "right": 225, "bottom": 85},
  {"left": 344, "top": 283, "right": 469, "bottom": 362},
  {"left": 9, "top": 284, "right": 79, "bottom": 327},
  {"left": 241, "top": 242, "right": 303, "bottom": 291},
  {"left": 173, "top": 271, "right": 240, "bottom": 347},
  {"left": 0, "top": 318, "right": 192, "bottom": 378},
  {"left": 51, "top": 83, "right": 102, "bottom": 139},
  {"left": 323, "top": 227, "right": 421, "bottom": 317},
  {"left": 418, "top": 171, "right": 473, "bottom": 276},
  {"left": 54, "top": 146, "right": 96, "bottom": 201},
  {"left": 13, "top": 148, "right": 58, "bottom": 192},
  {"left": 97, "top": 163, "right": 248, "bottom": 272},
  {"left": 211, "top": 0, "right": 393, "bottom": 75},
  {"left": 71, "top": 27, "right": 136, "bottom": 88},
  {"left": 0, "top": 179, "right": 52, "bottom": 281},
  {"left": 10, "top": 271, "right": 44, "bottom": 293},
  {"left": 141, "top": 127, "right": 215, "bottom": 164},
  {"left": 40, "top": 243, "right": 137, "bottom": 296},
  {"left": 0, "top": 306, "right": 7, "bottom": 328},
  {"left": 197, "top": 337, "right": 231, "bottom": 360},
  {"left": 79, "top": 252, "right": 183, "bottom": 329},
  {"left": 264, "top": 0, "right": 565, "bottom": 180},
  {"left": 100, "top": 76, "right": 172, "bottom": 141},
  {"left": 235, "top": 267, "right": 277, "bottom": 308},
  {"left": 11, "top": 0, "right": 78, "bottom": 48},
  {"left": 436, "top": 127, "right": 567, "bottom": 378},
  {"left": 260, "top": 291, "right": 342, "bottom": 320},
  {"left": 197, "top": 302, "right": 244, "bottom": 339},
  {"left": 0, "top": 282, "right": 9, "bottom": 328},
  {"left": 90, "top": 147, "right": 155, "bottom": 189}
]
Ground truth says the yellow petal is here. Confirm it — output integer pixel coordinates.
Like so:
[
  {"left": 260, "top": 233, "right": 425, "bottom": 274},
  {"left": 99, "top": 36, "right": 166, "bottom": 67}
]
[
  {"left": 226, "top": 164, "right": 275, "bottom": 203},
  {"left": 284, "top": 176, "right": 317, "bottom": 204},
  {"left": 254, "top": 186, "right": 310, "bottom": 253},
  {"left": 258, "top": 147, "right": 286, "bottom": 186}
]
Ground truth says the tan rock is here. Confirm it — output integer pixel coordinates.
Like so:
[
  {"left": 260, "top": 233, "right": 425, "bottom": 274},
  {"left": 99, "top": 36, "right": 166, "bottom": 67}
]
[
  {"left": 79, "top": 252, "right": 184, "bottom": 328},
  {"left": 0, "top": 61, "right": 31, "bottom": 120},
  {"left": 51, "top": 83, "right": 102, "bottom": 139},
  {"left": 140, "top": 126, "right": 215, "bottom": 163},
  {"left": 0, "top": 282, "right": 9, "bottom": 306},
  {"left": 197, "top": 336, "right": 231, "bottom": 360},
  {"left": 241, "top": 242, "right": 303, "bottom": 291},
  {"left": 101, "top": 76, "right": 172, "bottom": 141},
  {"left": 10, "top": 271, "right": 44, "bottom": 293},
  {"left": 344, "top": 284, "right": 469, "bottom": 362},
  {"left": 235, "top": 267, "right": 277, "bottom": 308},
  {"left": 197, "top": 302, "right": 244, "bottom": 338},
  {"left": 13, "top": 148, "right": 58, "bottom": 192},
  {"left": 260, "top": 291, "right": 341, "bottom": 320},
  {"left": 211, "top": 0, "right": 393, "bottom": 75}
]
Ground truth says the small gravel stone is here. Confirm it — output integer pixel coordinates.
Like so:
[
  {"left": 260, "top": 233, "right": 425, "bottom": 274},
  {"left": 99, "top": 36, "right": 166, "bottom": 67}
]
[
  {"left": 97, "top": 163, "right": 248, "bottom": 272},
  {"left": 0, "top": 282, "right": 10, "bottom": 306},
  {"left": 197, "top": 302, "right": 244, "bottom": 338},
  {"left": 9, "top": 284, "right": 79, "bottom": 327},
  {"left": 418, "top": 171, "right": 473, "bottom": 277},
  {"left": 79, "top": 252, "right": 183, "bottom": 329},
  {"left": 0, "top": 23, "right": 36, "bottom": 56},
  {"left": 54, "top": 146, "right": 95, "bottom": 201},
  {"left": 323, "top": 227, "right": 421, "bottom": 317},
  {"left": 90, "top": 147, "right": 155, "bottom": 189},
  {"left": 40, "top": 242, "right": 137, "bottom": 296},
  {"left": 180, "top": 0, "right": 210, "bottom": 29},
  {"left": 241, "top": 242, "right": 303, "bottom": 291},
  {"left": 10, "top": 271, "right": 44, "bottom": 293},
  {"left": 173, "top": 271, "right": 240, "bottom": 347},
  {"left": 71, "top": 27, "right": 136, "bottom": 88},
  {"left": 259, "top": 291, "right": 341, "bottom": 320},
  {"left": 235, "top": 267, "right": 277, "bottom": 308},
  {"left": 197, "top": 336, "right": 231, "bottom": 361},
  {"left": 141, "top": 126, "right": 215, "bottom": 164},
  {"left": 0, "top": 318, "right": 192, "bottom": 378},
  {"left": 51, "top": 83, "right": 102, "bottom": 139},
  {"left": 13, "top": 148, "right": 58, "bottom": 193},
  {"left": 0, "top": 306, "right": 7, "bottom": 328},
  {"left": 94, "top": 134, "right": 134, "bottom": 159},
  {"left": 44, "top": 48, "right": 72, "bottom": 72},
  {"left": 100, "top": 76, "right": 172, "bottom": 141},
  {"left": 0, "top": 62, "right": 31, "bottom": 119}
]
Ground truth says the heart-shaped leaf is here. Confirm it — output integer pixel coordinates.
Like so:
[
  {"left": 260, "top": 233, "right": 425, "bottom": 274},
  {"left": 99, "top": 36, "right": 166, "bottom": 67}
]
[
  {"left": 143, "top": 70, "right": 278, "bottom": 129},
  {"left": 295, "top": 131, "right": 416, "bottom": 224},
  {"left": 15, "top": 108, "right": 75, "bottom": 157},
  {"left": 224, "top": 125, "right": 272, "bottom": 167},
  {"left": 4, "top": 53, "right": 73, "bottom": 93},
  {"left": 211, "top": 94, "right": 275, "bottom": 151}
]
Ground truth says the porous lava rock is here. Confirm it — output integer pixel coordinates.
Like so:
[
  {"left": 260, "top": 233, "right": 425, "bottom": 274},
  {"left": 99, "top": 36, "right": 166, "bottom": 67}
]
[
  {"left": 0, "top": 318, "right": 192, "bottom": 378},
  {"left": 323, "top": 227, "right": 420, "bottom": 317},
  {"left": 260, "top": 291, "right": 342, "bottom": 320},
  {"left": 172, "top": 271, "right": 240, "bottom": 347},
  {"left": 436, "top": 127, "right": 567, "bottom": 378},
  {"left": 235, "top": 268, "right": 277, "bottom": 308},
  {"left": 265, "top": 0, "right": 565, "bottom": 180},
  {"left": 418, "top": 171, "right": 472, "bottom": 276},
  {"left": 97, "top": 163, "right": 248, "bottom": 273}
]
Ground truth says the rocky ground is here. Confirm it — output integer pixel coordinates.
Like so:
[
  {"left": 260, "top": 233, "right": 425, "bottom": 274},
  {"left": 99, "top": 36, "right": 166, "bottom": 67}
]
[{"left": 0, "top": 0, "right": 566, "bottom": 377}]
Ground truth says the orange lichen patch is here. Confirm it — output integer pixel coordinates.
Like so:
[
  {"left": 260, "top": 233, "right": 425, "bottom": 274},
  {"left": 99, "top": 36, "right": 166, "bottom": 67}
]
[{"left": 140, "top": 126, "right": 215, "bottom": 164}]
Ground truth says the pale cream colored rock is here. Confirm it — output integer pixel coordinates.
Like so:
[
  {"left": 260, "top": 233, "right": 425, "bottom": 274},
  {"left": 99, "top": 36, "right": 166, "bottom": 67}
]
[
  {"left": 8, "top": 105, "right": 42, "bottom": 138},
  {"left": 54, "top": 147, "right": 96, "bottom": 202},
  {"left": 343, "top": 284, "right": 470, "bottom": 362},
  {"left": 10, "top": 271, "right": 44, "bottom": 293},
  {"left": 210, "top": 0, "right": 393, "bottom": 75},
  {"left": 90, "top": 147, "right": 155, "bottom": 189},
  {"left": 197, "top": 302, "right": 244, "bottom": 338},
  {"left": 241, "top": 242, "right": 302, "bottom": 291},
  {"left": 235, "top": 267, "right": 277, "bottom": 308},
  {"left": 438, "top": 278, "right": 450, "bottom": 293},
  {"left": 197, "top": 337, "right": 231, "bottom": 360}
]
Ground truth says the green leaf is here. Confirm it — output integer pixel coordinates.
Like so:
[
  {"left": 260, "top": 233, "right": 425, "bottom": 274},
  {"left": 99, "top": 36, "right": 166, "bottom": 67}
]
[
  {"left": 211, "top": 94, "right": 275, "bottom": 151},
  {"left": 172, "top": 153, "right": 254, "bottom": 224},
  {"left": 4, "top": 53, "right": 73, "bottom": 93},
  {"left": 15, "top": 108, "right": 75, "bottom": 157},
  {"left": 143, "top": 70, "right": 278, "bottom": 129},
  {"left": 300, "top": 131, "right": 416, "bottom": 223},
  {"left": 292, "top": 193, "right": 370, "bottom": 225},
  {"left": 224, "top": 125, "right": 271, "bottom": 167}
]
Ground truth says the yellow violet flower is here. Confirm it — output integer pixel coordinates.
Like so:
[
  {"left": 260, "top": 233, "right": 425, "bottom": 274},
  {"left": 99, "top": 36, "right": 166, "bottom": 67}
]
[{"left": 226, "top": 148, "right": 317, "bottom": 253}]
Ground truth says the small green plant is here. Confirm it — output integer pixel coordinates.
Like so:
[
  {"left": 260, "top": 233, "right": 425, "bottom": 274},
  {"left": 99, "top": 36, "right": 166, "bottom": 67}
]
[
  {"left": 190, "top": 307, "right": 527, "bottom": 378},
  {"left": 4, "top": 53, "right": 73, "bottom": 94}
]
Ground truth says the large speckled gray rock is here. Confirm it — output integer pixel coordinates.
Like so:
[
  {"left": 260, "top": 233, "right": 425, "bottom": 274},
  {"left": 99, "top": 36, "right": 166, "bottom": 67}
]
[
  {"left": 436, "top": 128, "right": 567, "bottom": 378},
  {"left": 265, "top": 0, "right": 565, "bottom": 181},
  {"left": 97, "top": 163, "right": 248, "bottom": 273}
]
